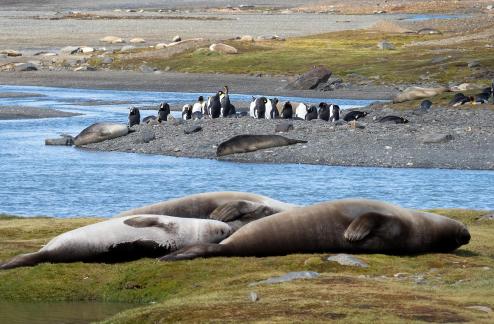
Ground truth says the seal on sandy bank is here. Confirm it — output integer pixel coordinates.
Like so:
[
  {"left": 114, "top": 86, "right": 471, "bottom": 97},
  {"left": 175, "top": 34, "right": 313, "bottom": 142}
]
[
  {"left": 0, "top": 215, "right": 233, "bottom": 270},
  {"left": 216, "top": 134, "right": 307, "bottom": 156},
  {"left": 378, "top": 116, "right": 409, "bottom": 124},
  {"left": 128, "top": 107, "right": 140, "bottom": 127},
  {"left": 159, "top": 199, "right": 471, "bottom": 261},
  {"left": 73, "top": 123, "right": 132, "bottom": 146},
  {"left": 393, "top": 86, "right": 449, "bottom": 103}
]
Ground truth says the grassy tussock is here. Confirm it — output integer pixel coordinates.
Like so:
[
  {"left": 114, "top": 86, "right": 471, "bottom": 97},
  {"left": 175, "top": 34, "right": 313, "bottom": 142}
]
[{"left": 0, "top": 209, "right": 493, "bottom": 322}]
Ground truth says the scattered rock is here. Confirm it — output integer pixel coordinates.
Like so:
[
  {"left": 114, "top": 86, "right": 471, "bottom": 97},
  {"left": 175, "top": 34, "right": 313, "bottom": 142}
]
[
  {"left": 249, "top": 271, "right": 320, "bottom": 286},
  {"left": 101, "top": 57, "right": 113, "bottom": 64},
  {"left": 0, "top": 49, "right": 21, "bottom": 57},
  {"left": 172, "top": 35, "right": 181, "bottom": 42},
  {"left": 468, "top": 60, "right": 481, "bottom": 68},
  {"left": 422, "top": 134, "right": 453, "bottom": 144},
  {"left": 60, "top": 46, "right": 81, "bottom": 55},
  {"left": 184, "top": 125, "right": 203, "bottom": 134},
  {"left": 327, "top": 254, "right": 368, "bottom": 268},
  {"left": 249, "top": 291, "right": 259, "bottom": 302},
  {"left": 466, "top": 306, "right": 492, "bottom": 313},
  {"left": 275, "top": 121, "right": 294, "bottom": 133},
  {"left": 130, "top": 38, "right": 146, "bottom": 44},
  {"left": 209, "top": 43, "right": 238, "bottom": 54},
  {"left": 14, "top": 63, "right": 38, "bottom": 72},
  {"left": 100, "top": 36, "right": 125, "bottom": 44},
  {"left": 378, "top": 40, "right": 395, "bottom": 50},
  {"left": 120, "top": 45, "right": 136, "bottom": 52},
  {"left": 285, "top": 65, "right": 332, "bottom": 90},
  {"left": 45, "top": 135, "right": 74, "bottom": 146}
]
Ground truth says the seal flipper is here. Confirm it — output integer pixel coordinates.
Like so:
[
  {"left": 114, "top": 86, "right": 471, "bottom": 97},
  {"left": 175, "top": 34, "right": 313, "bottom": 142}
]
[
  {"left": 158, "top": 243, "right": 226, "bottom": 261},
  {"left": 0, "top": 251, "right": 48, "bottom": 270},
  {"left": 344, "top": 212, "right": 391, "bottom": 242},
  {"left": 209, "top": 200, "right": 277, "bottom": 222}
]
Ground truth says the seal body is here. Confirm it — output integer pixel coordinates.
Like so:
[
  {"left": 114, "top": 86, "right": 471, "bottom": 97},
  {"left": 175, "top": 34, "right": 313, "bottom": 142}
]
[
  {"left": 281, "top": 101, "right": 293, "bottom": 119},
  {"left": 161, "top": 199, "right": 471, "bottom": 261},
  {"left": 216, "top": 135, "right": 307, "bottom": 156},
  {"left": 128, "top": 107, "right": 140, "bottom": 127},
  {"left": 343, "top": 111, "right": 368, "bottom": 122},
  {"left": 73, "top": 123, "right": 130, "bottom": 146},
  {"left": 378, "top": 116, "right": 409, "bottom": 124},
  {"left": 393, "top": 86, "right": 449, "bottom": 103},
  {"left": 0, "top": 215, "right": 233, "bottom": 269}
]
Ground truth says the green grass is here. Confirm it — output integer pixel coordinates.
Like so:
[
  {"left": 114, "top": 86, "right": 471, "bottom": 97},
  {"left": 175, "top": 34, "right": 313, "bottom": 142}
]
[
  {"left": 100, "top": 29, "right": 494, "bottom": 87},
  {"left": 0, "top": 209, "right": 493, "bottom": 322}
]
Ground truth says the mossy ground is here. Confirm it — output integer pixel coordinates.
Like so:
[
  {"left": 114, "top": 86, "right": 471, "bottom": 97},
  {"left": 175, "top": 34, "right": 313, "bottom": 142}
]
[
  {"left": 0, "top": 210, "right": 493, "bottom": 323},
  {"left": 100, "top": 28, "right": 494, "bottom": 87}
]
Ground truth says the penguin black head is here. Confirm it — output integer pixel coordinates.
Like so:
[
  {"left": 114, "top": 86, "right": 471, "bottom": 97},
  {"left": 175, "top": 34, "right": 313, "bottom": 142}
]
[{"left": 198, "top": 96, "right": 204, "bottom": 102}]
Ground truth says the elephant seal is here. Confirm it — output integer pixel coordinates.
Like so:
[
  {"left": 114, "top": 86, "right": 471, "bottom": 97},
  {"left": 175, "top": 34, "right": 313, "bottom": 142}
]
[
  {"left": 216, "top": 135, "right": 307, "bottom": 156},
  {"left": 160, "top": 199, "right": 471, "bottom": 261},
  {"left": 73, "top": 123, "right": 131, "bottom": 146},
  {"left": 393, "top": 86, "right": 449, "bottom": 103},
  {"left": 117, "top": 192, "right": 297, "bottom": 227},
  {"left": 0, "top": 215, "right": 232, "bottom": 270}
]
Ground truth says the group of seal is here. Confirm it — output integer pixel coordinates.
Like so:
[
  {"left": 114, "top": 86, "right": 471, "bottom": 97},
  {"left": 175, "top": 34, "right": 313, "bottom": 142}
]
[{"left": 0, "top": 192, "right": 470, "bottom": 270}]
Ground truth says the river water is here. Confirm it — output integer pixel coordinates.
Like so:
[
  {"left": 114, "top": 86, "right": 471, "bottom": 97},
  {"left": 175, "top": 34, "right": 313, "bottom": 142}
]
[{"left": 0, "top": 85, "right": 493, "bottom": 217}]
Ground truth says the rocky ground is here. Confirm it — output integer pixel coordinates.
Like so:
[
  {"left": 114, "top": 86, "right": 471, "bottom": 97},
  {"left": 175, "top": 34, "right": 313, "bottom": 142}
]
[{"left": 84, "top": 104, "right": 494, "bottom": 170}]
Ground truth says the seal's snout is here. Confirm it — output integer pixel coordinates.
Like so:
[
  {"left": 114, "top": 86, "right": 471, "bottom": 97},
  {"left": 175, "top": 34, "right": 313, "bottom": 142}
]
[{"left": 457, "top": 227, "right": 471, "bottom": 245}]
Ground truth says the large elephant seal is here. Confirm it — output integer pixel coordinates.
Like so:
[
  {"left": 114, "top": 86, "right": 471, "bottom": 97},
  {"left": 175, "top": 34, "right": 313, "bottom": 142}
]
[
  {"left": 393, "top": 86, "right": 449, "bottom": 103},
  {"left": 160, "top": 199, "right": 471, "bottom": 261},
  {"left": 0, "top": 215, "right": 233, "bottom": 270},
  {"left": 216, "top": 135, "right": 307, "bottom": 156},
  {"left": 73, "top": 123, "right": 131, "bottom": 146},
  {"left": 118, "top": 192, "right": 297, "bottom": 227}
]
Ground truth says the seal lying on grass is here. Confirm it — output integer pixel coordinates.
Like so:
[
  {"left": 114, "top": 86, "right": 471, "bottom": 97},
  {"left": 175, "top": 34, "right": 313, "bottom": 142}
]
[
  {"left": 0, "top": 215, "right": 233, "bottom": 270},
  {"left": 216, "top": 135, "right": 307, "bottom": 156},
  {"left": 160, "top": 199, "right": 471, "bottom": 261}
]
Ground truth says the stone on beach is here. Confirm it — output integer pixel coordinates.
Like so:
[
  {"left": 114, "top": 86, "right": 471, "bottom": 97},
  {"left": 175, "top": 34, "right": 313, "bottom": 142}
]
[
  {"left": 209, "top": 43, "right": 238, "bottom": 54},
  {"left": 327, "top": 254, "right": 369, "bottom": 268}
]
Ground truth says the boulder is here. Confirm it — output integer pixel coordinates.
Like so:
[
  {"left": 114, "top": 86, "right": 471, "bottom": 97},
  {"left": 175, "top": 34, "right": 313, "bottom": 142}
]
[
  {"left": 100, "top": 36, "right": 125, "bottom": 44},
  {"left": 0, "top": 49, "right": 22, "bottom": 57},
  {"left": 209, "top": 43, "right": 238, "bottom": 54},
  {"left": 172, "top": 35, "right": 181, "bottom": 42},
  {"left": 285, "top": 65, "right": 332, "bottom": 90},
  {"left": 130, "top": 38, "right": 146, "bottom": 43},
  {"left": 327, "top": 254, "right": 369, "bottom": 268},
  {"left": 14, "top": 63, "right": 38, "bottom": 72},
  {"left": 378, "top": 40, "right": 395, "bottom": 50}
]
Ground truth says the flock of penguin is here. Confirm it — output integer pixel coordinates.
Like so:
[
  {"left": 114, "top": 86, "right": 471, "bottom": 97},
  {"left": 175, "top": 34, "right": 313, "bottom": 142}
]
[{"left": 127, "top": 82, "right": 494, "bottom": 128}]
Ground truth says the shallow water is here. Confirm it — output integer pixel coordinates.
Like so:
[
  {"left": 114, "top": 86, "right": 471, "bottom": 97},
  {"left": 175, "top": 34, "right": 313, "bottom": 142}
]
[
  {"left": 0, "top": 85, "right": 493, "bottom": 217},
  {"left": 0, "top": 302, "right": 136, "bottom": 324}
]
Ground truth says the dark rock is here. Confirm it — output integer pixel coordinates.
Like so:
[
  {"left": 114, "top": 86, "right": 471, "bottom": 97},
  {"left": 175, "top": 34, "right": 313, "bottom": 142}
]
[
  {"left": 45, "top": 135, "right": 74, "bottom": 146},
  {"left": 318, "top": 77, "right": 344, "bottom": 91},
  {"left": 327, "top": 254, "right": 369, "bottom": 268},
  {"left": 422, "top": 134, "right": 453, "bottom": 144},
  {"left": 249, "top": 271, "right": 320, "bottom": 286},
  {"left": 285, "top": 65, "right": 332, "bottom": 90},
  {"left": 184, "top": 125, "right": 202, "bottom": 134},
  {"left": 275, "top": 121, "right": 294, "bottom": 133}
]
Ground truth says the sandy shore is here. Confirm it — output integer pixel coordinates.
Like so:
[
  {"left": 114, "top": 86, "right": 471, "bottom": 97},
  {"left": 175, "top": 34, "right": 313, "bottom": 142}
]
[
  {"left": 0, "top": 106, "right": 81, "bottom": 119},
  {"left": 83, "top": 105, "right": 494, "bottom": 170},
  {"left": 0, "top": 71, "right": 398, "bottom": 100}
]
